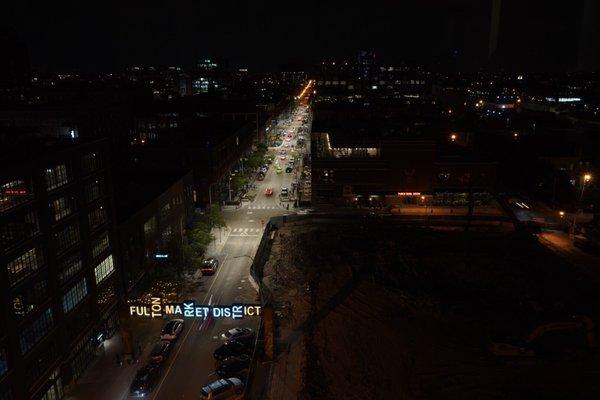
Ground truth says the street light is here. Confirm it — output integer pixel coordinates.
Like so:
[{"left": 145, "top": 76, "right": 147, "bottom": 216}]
[
  {"left": 571, "top": 173, "right": 592, "bottom": 236},
  {"left": 450, "top": 133, "right": 457, "bottom": 142}
]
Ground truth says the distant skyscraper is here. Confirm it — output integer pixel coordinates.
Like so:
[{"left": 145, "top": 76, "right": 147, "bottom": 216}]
[{"left": 357, "top": 50, "right": 376, "bottom": 81}]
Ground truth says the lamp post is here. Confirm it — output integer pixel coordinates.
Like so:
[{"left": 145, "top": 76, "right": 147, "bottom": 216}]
[{"left": 571, "top": 173, "right": 592, "bottom": 236}]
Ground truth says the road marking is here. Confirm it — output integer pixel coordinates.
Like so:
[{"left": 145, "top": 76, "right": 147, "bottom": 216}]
[
  {"left": 237, "top": 286, "right": 243, "bottom": 289},
  {"left": 248, "top": 220, "right": 254, "bottom": 223},
  {"left": 151, "top": 253, "right": 229, "bottom": 399},
  {"left": 247, "top": 211, "right": 253, "bottom": 214}
]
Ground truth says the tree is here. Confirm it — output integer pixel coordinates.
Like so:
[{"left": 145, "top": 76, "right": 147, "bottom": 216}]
[
  {"left": 231, "top": 176, "right": 248, "bottom": 193},
  {"left": 246, "top": 153, "right": 263, "bottom": 171},
  {"left": 206, "top": 206, "right": 226, "bottom": 229}
]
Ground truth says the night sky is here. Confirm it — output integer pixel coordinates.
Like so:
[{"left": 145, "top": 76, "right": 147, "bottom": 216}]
[{"left": 2, "top": 0, "right": 599, "bottom": 73}]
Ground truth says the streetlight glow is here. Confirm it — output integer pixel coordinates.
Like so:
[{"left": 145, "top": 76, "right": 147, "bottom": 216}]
[{"left": 583, "top": 173, "right": 592, "bottom": 183}]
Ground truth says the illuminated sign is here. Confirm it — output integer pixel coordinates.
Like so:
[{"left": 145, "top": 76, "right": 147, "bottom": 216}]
[
  {"left": 129, "top": 297, "right": 261, "bottom": 320},
  {"left": 398, "top": 192, "right": 421, "bottom": 196},
  {"left": 4, "top": 189, "right": 28, "bottom": 196}
]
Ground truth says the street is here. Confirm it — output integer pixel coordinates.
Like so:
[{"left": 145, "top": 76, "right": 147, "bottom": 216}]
[{"left": 140, "top": 102, "right": 310, "bottom": 399}]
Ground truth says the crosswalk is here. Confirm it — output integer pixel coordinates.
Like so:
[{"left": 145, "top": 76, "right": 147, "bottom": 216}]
[
  {"left": 230, "top": 228, "right": 262, "bottom": 233},
  {"left": 247, "top": 205, "right": 278, "bottom": 210}
]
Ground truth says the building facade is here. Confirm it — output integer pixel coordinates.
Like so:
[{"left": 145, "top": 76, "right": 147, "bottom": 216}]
[{"left": 0, "top": 139, "right": 119, "bottom": 400}]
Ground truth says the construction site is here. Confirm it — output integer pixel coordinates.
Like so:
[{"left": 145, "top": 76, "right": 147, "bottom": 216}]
[{"left": 253, "top": 215, "right": 600, "bottom": 400}]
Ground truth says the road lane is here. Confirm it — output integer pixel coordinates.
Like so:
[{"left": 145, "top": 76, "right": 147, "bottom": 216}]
[{"left": 145, "top": 102, "right": 310, "bottom": 399}]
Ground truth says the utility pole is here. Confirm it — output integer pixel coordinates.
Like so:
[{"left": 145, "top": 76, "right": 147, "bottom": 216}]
[{"left": 571, "top": 173, "right": 592, "bottom": 236}]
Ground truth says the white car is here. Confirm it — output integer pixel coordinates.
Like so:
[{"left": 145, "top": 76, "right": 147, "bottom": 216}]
[
  {"left": 200, "top": 377, "right": 244, "bottom": 399},
  {"left": 221, "top": 327, "right": 253, "bottom": 340}
]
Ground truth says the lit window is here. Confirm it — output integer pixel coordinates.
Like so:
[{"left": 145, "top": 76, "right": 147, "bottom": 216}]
[
  {"left": 50, "top": 196, "right": 74, "bottom": 222},
  {"left": 94, "top": 255, "right": 114, "bottom": 285},
  {"left": 91, "top": 233, "right": 110, "bottom": 259},
  {"left": 7, "top": 248, "right": 43, "bottom": 286},
  {"left": 62, "top": 278, "right": 88, "bottom": 313},
  {"left": 45, "top": 164, "right": 69, "bottom": 191}
]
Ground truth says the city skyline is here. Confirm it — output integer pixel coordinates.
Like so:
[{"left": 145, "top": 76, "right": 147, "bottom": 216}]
[{"left": 2, "top": 1, "right": 600, "bottom": 73}]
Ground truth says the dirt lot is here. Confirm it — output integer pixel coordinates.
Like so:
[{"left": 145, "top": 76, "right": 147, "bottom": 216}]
[{"left": 261, "top": 217, "right": 600, "bottom": 400}]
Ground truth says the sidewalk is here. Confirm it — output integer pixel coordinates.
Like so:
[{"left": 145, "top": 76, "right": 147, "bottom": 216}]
[
  {"left": 205, "top": 226, "right": 231, "bottom": 256},
  {"left": 390, "top": 205, "right": 504, "bottom": 216},
  {"left": 65, "top": 316, "right": 164, "bottom": 400},
  {"left": 65, "top": 227, "right": 231, "bottom": 400}
]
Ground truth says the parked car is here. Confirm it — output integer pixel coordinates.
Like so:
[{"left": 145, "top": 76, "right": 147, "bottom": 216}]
[
  {"left": 129, "top": 364, "right": 162, "bottom": 397},
  {"left": 276, "top": 166, "right": 282, "bottom": 174},
  {"left": 200, "top": 377, "right": 244, "bottom": 399},
  {"left": 161, "top": 319, "right": 184, "bottom": 340},
  {"left": 279, "top": 155, "right": 286, "bottom": 160},
  {"left": 201, "top": 258, "right": 219, "bottom": 275},
  {"left": 265, "top": 188, "right": 273, "bottom": 197},
  {"left": 281, "top": 187, "right": 289, "bottom": 197},
  {"left": 260, "top": 165, "right": 268, "bottom": 174},
  {"left": 285, "top": 166, "right": 293, "bottom": 173},
  {"left": 225, "top": 332, "right": 256, "bottom": 348},
  {"left": 149, "top": 340, "right": 172, "bottom": 364},
  {"left": 216, "top": 354, "right": 251, "bottom": 378},
  {"left": 213, "top": 340, "right": 252, "bottom": 361},
  {"left": 256, "top": 173, "right": 265, "bottom": 181},
  {"left": 221, "top": 327, "right": 253, "bottom": 340}
]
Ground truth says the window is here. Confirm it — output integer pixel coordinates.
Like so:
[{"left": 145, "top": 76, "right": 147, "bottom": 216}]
[
  {"left": 50, "top": 196, "right": 74, "bottom": 222},
  {"left": 0, "top": 348, "right": 7, "bottom": 377},
  {"left": 0, "top": 178, "right": 33, "bottom": 213},
  {"left": 7, "top": 247, "right": 43, "bottom": 286},
  {"left": 1, "top": 211, "right": 39, "bottom": 249},
  {"left": 13, "top": 278, "right": 48, "bottom": 318},
  {"left": 94, "top": 255, "right": 114, "bottom": 285},
  {"left": 45, "top": 164, "right": 68, "bottom": 191},
  {"left": 83, "top": 179, "right": 102, "bottom": 203},
  {"left": 36, "top": 367, "right": 63, "bottom": 400},
  {"left": 26, "top": 350, "right": 59, "bottom": 393},
  {"left": 144, "top": 217, "right": 157, "bottom": 236},
  {"left": 91, "top": 233, "right": 110, "bottom": 259},
  {"left": 62, "top": 278, "right": 87, "bottom": 313},
  {"left": 81, "top": 152, "right": 101, "bottom": 174},
  {"left": 19, "top": 308, "right": 53, "bottom": 354},
  {"left": 88, "top": 206, "right": 107, "bottom": 230},
  {"left": 70, "top": 331, "right": 94, "bottom": 381},
  {"left": 54, "top": 224, "right": 80, "bottom": 253},
  {"left": 58, "top": 254, "right": 83, "bottom": 285}
]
